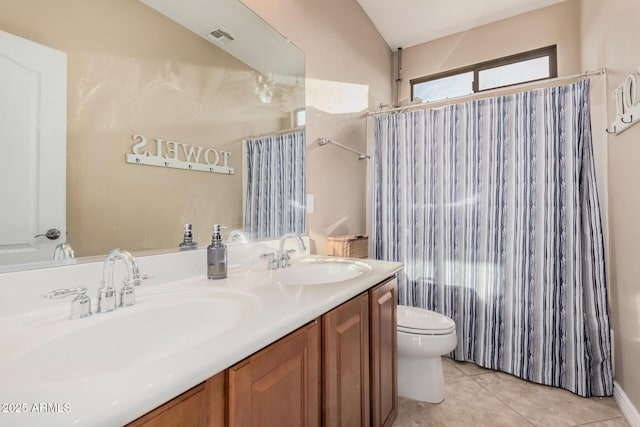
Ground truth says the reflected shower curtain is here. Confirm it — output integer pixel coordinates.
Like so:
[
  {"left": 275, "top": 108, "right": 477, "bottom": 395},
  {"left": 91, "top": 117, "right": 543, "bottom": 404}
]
[
  {"left": 244, "top": 130, "right": 305, "bottom": 239},
  {"left": 370, "top": 80, "right": 613, "bottom": 397}
]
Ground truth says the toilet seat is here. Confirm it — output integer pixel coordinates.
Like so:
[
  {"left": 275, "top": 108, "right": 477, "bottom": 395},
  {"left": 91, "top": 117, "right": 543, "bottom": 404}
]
[{"left": 397, "top": 306, "right": 455, "bottom": 335}]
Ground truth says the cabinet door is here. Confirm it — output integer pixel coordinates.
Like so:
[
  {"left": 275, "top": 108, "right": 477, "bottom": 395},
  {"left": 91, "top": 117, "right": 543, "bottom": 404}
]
[
  {"left": 322, "top": 293, "right": 370, "bottom": 427},
  {"left": 370, "top": 277, "right": 398, "bottom": 427},
  {"left": 228, "top": 320, "right": 321, "bottom": 427},
  {"left": 127, "top": 371, "right": 225, "bottom": 427}
]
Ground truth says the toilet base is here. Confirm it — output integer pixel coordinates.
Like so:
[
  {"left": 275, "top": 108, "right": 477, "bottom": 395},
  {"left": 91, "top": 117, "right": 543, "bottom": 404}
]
[{"left": 398, "top": 355, "right": 445, "bottom": 403}]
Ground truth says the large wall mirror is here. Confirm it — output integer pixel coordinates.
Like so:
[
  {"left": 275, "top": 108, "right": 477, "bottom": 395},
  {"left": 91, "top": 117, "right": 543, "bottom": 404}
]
[{"left": 0, "top": 0, "right": 305, "bottom": 270}]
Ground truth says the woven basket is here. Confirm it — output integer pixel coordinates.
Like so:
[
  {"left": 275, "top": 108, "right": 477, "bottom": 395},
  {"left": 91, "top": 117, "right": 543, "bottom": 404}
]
[{"left": 326, "top": 235, "right": 368, "bottom": 259}]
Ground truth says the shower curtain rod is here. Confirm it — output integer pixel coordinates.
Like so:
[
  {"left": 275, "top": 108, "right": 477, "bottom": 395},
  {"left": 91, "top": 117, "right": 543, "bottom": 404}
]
[
  {"left": 317, "top": 138, "right": 370, "bottom": 160},
  {"left": 243, "top": 126, "right": 304, "bottom": 140},
  {"left": 368, "top": 68, "right": 607, "bottom": 116}
]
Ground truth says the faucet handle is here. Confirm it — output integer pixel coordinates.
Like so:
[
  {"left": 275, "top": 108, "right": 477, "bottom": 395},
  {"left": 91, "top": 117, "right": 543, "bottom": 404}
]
[
  {"left": 278, "top": 250, "right": 297, "bottom": 269},
  {"left": 118, "top": 274, "right": 152, "bottom": 308},
  {"left": 260, "top": 252, "right": 278, "bottom": 270},
  {"left": 44, "top": 285, "right": 92, "bottom": 319},
  {"left": 120, "top": 279, "right": 135, "bottom": 308},
  {"left": 44, "top": 284, "right": 87, "bottom": 299},
  {"left": 122, "top": 274, "right": 154, "bottom": 286}
]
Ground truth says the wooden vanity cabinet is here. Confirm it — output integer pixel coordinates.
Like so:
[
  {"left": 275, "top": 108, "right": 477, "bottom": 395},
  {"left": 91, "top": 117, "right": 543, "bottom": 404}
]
[
  {"left": 369, "top": 277, "right": 398, "bottom": 427},
  {"left": 322, "top": 292, "right": 370, "bottom": 426},
  {"left": 228, "top": 319, "right": 321, "bottom": 427},
  {"left": 129, "top": 276, "right": 397, "bottom": 427},
  {"left": 127, "top": 371, "right": 225, "bottom": 427},
  {"left": 321, "top": 277, "right": 398, "bottom": 427}
]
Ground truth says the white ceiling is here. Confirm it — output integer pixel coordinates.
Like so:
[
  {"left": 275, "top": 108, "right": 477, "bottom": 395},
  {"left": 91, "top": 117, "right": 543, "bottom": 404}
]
[{"left": 356, "top": 0, "right": 566, "bottom": 49}]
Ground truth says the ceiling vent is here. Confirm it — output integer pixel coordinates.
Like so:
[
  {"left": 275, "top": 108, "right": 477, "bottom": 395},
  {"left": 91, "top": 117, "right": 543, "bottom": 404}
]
[{"left": 207, "top": 28, "right": 234, "bottom": 44}]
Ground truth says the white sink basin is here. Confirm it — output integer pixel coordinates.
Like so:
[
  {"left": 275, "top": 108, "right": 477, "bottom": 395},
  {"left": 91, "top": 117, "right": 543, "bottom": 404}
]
[
  {"left": 273, "top": 258, "right": 371, "bottom": 286},
  {"left": 0, "top": 289, "right": 260, "bottom": 383}
]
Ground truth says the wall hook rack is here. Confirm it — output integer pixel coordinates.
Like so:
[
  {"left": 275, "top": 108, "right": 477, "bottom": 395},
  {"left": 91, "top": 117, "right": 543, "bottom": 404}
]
[{"left": 608, "top": 65, "right": 640, "bottom": 135}]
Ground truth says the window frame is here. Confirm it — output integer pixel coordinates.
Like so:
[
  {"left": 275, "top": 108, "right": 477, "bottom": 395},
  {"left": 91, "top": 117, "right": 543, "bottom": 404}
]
[{"left": 410, "top": 45, "right": 558, "bottom": 102}]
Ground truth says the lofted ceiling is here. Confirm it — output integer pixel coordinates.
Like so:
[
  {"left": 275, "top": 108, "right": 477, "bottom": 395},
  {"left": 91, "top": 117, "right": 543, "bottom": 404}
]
[{"left": 356, "top": 0, "right": 567, "bottom": 49}]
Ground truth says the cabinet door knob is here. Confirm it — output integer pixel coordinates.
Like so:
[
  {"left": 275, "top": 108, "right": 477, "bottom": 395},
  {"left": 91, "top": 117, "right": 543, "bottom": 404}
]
[{"left": 34, "top": 228, "right": 61, "bottom": 240}]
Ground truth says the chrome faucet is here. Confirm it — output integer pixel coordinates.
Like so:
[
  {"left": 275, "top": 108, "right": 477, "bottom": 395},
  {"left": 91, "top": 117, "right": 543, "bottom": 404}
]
[
  {"left": 97, "top": 248, "right": 150, "bottom": 313},
  {"left": 277, "top": 233, "right": 306, "bottom": 269},
  {"left": 260, "top": 234, "right": 306, "bottom": 270},
  {"left": 53, "top": 242, "right": 75, "bottom": 260}
]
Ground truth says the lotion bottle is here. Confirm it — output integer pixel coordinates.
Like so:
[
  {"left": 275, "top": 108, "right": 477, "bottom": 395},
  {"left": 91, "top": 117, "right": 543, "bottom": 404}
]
[{"left": 207, "top": 224, "right": 227, "bottom": 279}]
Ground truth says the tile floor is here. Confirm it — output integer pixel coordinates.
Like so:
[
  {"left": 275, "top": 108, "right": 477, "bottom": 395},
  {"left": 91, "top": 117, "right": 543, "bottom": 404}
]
[{"left": 393, "top": 358, "right": 628, "bottom": 427}]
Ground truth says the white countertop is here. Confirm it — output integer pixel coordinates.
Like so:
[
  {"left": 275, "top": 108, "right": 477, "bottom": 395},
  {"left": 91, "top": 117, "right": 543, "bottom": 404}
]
[{"left": 0, "top": 252, "right": 402, "bottom": 427}]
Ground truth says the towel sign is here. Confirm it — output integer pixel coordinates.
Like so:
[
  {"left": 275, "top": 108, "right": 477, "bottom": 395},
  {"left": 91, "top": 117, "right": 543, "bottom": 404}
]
[
  {"left": 609, "top": 65, "right": 640, "bottom": 135},
  {"left": 125, "top": 134, "right": 234, "bottom": 175}
]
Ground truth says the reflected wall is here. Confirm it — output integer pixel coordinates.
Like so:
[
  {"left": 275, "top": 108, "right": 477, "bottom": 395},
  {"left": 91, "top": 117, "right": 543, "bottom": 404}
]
[
  {"left": 0, "top": 0, "right": 303, "bottom": 257},
  {"left": 242, "top": 0, "right": 393, "bottom": 255}
]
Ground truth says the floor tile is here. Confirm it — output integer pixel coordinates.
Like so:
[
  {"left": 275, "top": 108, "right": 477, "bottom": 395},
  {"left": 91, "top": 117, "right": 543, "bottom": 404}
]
[
  {"left": 393, "top": 375, "right": 534, "bottom": 427},
  {"left": 471, "top": 372, "right": 623, "bottom": 427},
  {"left": 575, "top": 417, "right": 630, "bottom": 426},
  {"left": 447, "top": 358, "right": 493, "bottom": 376},
  {"left": 442, "top": 358, "right": 465, "bottom": 379}
]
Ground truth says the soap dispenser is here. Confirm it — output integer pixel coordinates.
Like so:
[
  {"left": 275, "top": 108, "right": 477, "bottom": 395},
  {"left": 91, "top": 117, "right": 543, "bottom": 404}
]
[
  {"left": 207, "top": 224, "right": 227, "bottom": 279},
  {"left": 179, "top": 223, "right": 198, "bottom": 250}
]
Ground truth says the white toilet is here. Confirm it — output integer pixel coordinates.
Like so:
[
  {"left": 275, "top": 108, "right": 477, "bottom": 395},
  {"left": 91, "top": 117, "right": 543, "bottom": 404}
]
[{"left": 397, "top": 305, "right": 457, "bottom": 403}]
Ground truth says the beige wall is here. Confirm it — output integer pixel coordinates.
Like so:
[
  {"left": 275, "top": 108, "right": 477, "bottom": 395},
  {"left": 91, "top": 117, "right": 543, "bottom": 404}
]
[
  {"left": 390, "top": 0, "right": 639, "bottom": 407},
  {"left": 581, "top": 0, "right": 640, "bottom": 410},
  {"left": 241, "top": 0, "right": 393, "bottom": 255},
  {"left": 396, "top": 0, "right": 640, "bottom": 410},
  {"left": 395, "top": 0, "right": 582, "bottom": 105},
  {"left": 0, "top": 0, "right": 301, "bottom": 257}
]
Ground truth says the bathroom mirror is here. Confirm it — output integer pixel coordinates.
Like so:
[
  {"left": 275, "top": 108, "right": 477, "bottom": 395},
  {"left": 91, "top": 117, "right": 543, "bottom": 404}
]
[{"left": 0, "top": 0, "right": 305, "bottom": 270}]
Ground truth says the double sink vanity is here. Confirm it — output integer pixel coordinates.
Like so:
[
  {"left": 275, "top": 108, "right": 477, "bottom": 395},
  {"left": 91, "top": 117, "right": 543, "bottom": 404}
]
[{"left": 0, "top": 237, "right": 403, "bottom": 426}]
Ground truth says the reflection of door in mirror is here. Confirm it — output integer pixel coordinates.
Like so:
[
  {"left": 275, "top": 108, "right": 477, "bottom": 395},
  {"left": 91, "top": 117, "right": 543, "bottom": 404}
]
[{"left": 0, "top": 31, "right": 66, "bottom": 265}]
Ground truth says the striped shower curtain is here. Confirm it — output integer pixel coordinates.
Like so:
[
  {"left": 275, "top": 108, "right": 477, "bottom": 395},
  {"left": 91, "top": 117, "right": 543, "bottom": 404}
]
[
  {"left": 244, "top": 130, "right": 306, "bottom": 239},
  {"left": 370, "top": 80, "right": 613, "bottom": 397}
]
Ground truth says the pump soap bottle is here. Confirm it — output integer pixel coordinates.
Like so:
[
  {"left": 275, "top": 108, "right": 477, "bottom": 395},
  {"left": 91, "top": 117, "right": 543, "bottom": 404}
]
[
  {"left": 207, "top": 224, "right": 227, "bottom": 279},
  {"left": 178, "top": 223, "right": 198, "bottom": 250}
]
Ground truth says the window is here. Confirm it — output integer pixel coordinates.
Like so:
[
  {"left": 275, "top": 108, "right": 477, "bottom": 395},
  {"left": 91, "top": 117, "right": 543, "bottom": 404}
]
[
  {"left": 294, "top": 108, "right": 306, "bottom": 127},
  {"left": 411, "top": 45, "right": 557, "bottom": 103}
]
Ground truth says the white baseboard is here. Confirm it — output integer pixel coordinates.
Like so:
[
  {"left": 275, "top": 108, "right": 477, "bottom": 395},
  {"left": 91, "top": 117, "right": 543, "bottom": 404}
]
[{"left": 614, "top": 381, "right": 640, "bottom": 427}]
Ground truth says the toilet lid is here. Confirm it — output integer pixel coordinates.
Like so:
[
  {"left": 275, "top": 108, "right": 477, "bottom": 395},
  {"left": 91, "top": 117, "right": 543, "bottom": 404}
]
[{"left": 397, "top": 306, "right": 456, "bottom": 335}]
